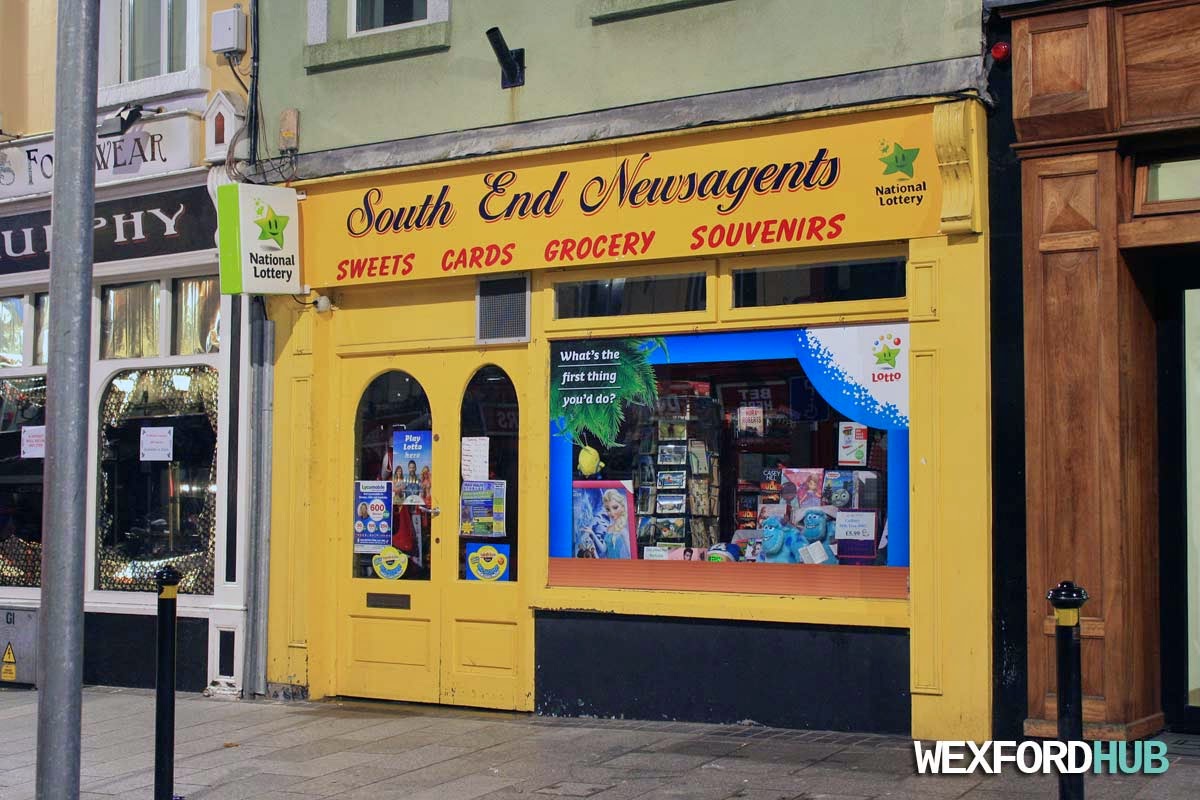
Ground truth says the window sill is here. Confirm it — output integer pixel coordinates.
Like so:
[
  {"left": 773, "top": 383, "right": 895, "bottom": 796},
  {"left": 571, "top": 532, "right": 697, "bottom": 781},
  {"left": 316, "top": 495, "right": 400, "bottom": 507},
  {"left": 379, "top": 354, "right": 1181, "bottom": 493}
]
[
  {"left": 98, "top": 66, "right": 211, "bottom": 110},
  {"left": 304, "top": 21, "right": 450, "bottom": 73},
  {"left": 589, "top": 0, "right": 732, "bottom": 24}
]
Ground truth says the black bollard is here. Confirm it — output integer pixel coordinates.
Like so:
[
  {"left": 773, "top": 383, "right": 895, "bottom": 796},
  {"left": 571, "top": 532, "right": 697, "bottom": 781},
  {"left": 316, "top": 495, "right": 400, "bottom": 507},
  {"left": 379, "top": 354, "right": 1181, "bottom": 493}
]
[
  {"left": 155, "top": 566, "right": 182, "bottom": 800},
  {"left": 1048, "top": 580, "right": 1088, "bottom": 800}
]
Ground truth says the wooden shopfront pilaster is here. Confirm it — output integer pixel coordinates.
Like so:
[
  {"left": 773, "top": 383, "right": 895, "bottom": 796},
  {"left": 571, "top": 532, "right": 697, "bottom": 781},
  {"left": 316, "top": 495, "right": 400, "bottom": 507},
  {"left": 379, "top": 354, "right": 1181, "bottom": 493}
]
[{"left": 1004, "top": 0, "right": 1200, "bottom": 738}]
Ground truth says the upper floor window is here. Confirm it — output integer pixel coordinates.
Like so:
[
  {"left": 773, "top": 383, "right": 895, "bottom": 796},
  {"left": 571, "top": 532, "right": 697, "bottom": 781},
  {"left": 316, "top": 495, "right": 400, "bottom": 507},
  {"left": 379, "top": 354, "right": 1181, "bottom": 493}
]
[
  {"left": 99, "top": 0, "right": 202, "bottom": 102},
  {"left": 125, "top": 0, "right": 187, "bottom": 82},
  {"left": 350, "top": 0, "right": 447, "bottom": 35}
]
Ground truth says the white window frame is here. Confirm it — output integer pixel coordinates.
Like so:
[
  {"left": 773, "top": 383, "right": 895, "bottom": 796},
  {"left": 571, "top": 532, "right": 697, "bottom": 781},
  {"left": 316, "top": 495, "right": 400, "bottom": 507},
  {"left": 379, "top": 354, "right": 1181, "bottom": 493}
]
[
  {"left": 98, "top": 0, "right": 209, "bottom": 109},
  {"left": 347, "top": 0, "right": 448, "bottom": 37}
]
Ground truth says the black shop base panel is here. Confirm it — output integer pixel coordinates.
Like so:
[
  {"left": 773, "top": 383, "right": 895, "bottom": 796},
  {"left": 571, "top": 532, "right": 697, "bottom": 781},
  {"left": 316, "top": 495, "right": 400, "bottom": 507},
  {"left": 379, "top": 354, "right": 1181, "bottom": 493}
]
[
  {"left": 534, "top": 611, "right": 911, "bottom": 735},
  {"left": 83, "top": 612, "right": 209, "bottom": 692}
]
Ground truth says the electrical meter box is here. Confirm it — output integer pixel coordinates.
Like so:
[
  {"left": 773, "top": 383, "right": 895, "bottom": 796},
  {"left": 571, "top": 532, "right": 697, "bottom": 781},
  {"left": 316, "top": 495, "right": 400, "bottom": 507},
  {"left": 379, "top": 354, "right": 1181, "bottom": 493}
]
[
  {"left": 0, "top": 607, "right": 38, "bottom": 686},
  {"left": 211, "top": 7, "right": 247, "bottom": 56}
]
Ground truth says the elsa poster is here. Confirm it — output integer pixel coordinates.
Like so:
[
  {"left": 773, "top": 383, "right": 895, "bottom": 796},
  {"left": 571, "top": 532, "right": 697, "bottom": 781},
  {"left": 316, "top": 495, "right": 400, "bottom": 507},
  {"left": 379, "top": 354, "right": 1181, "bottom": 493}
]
[{"left": 572, "top": 480, "right": 636, "bottom": 559}]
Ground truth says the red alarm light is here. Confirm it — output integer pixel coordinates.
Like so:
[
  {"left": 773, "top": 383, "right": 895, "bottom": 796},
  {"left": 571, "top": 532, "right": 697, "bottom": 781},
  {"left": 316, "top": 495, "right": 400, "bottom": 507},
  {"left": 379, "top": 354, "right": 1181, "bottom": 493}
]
[{"left": 991, "top": 41, "right": 1012, "bottom": 63}]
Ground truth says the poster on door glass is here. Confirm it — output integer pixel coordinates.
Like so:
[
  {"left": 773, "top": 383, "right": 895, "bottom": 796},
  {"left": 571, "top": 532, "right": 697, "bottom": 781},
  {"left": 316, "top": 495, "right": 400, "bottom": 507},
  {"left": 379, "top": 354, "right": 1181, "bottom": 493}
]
[
  {"left": 353, "top": 481, "right": 393, "bottom": 553},
  {"left": 391, "top": 430, "right": 432, "bottom": 506}
]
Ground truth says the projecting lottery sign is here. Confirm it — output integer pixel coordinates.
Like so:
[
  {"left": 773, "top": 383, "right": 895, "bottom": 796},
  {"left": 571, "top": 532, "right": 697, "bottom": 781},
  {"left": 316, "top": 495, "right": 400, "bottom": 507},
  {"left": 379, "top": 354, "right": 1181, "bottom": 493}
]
[{"left": 217, "top": 183, "right": 302, "bottom": 295}]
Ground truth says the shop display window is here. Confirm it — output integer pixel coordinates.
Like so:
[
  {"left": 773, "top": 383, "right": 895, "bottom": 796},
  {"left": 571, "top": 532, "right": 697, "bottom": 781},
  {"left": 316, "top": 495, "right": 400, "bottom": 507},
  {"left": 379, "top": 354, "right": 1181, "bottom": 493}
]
[
  {"left": 548, "top": 326, "right": 909, "bottom": 594},
  {"left": 555, "top": 273, "right": 707, "bottom": 319},
  {"left": 96, "top": 366, "right": 218, "bottom": 594},
  {"left": 173, "top": 277, "right": 221, "bottom": 355},
  {"left": 101, "top": 281, "right": 160, "bottom": 360},
  {"left": 34, "top": 293, "right": 49, "bottom": 366},
  {"left": 0, "top": 377, "right": 46, "bottom": 587},
  {"left": 354, "top": 371, "right": 433, "bottom": 581},
  {"left": 459, "top": 366, "right": 519, "bottom": 581},
  {"left": 0, "top": 297, "right": 24, "bottom": 367},
  {"left": 732, "top": 259, "right": 905, "bottom": 308}
]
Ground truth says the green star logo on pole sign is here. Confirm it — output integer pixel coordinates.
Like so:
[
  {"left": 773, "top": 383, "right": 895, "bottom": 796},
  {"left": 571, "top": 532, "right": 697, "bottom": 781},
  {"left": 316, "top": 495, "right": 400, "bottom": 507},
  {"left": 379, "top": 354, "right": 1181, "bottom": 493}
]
[
  {"left": 254, "top": 202, "right": 289, "bottom": 248},
  {"left": 879, "top": 143, "right": 920, "bottom": 179}
]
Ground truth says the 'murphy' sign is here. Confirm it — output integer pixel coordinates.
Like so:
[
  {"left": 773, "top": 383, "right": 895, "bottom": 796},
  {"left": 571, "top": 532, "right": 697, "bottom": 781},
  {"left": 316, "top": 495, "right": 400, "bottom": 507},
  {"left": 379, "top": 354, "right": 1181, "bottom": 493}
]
[
  {"left": 0, "top": 114, "right": 199, "bottom": 201},
  {"left": 0, "top": 185, "right": 217, "bottom": 274}
]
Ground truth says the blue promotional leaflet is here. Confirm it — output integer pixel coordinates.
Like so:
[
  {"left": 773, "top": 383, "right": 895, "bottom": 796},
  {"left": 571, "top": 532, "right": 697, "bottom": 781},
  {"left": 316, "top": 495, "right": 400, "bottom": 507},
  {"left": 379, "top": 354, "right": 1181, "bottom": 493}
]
[{"left": 353, "top": 481, "right": 392, "bottom": 553}]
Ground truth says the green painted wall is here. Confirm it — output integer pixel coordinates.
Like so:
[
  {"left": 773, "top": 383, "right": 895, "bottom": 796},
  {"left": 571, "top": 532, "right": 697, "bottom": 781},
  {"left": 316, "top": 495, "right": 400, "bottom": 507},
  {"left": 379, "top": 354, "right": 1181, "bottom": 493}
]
[{"left": 259, "top": 0, "right": 982, "bottom": 154}]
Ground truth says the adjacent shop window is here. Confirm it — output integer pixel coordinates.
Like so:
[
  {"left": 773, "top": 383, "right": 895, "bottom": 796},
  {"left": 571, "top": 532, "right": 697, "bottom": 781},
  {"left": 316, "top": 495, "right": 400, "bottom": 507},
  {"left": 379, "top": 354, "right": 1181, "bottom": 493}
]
[
  {"left": 0, "top": 378, "right": 47, "bottom": 588},
  {"left": 352, "top": 0, "right": 447, "bottom": 33},
  {"left": 732, "top": 259, "right": 905, "bottom": 308},
  {"left": 0, "top": 297, "right": 23, "bottom": 367},
  {"left": 1136, "top": 156, "right": 1200, "bottom": 215},
  {"left": 555, "top": 273, "right": 707, "bottom": 320},
  {"left": 173, "top": 277, "right": 221, "bottom": 355},
  {"left": 34, "top": 294, "right": 49, "bottom": 366},
  {"left": 101, "top": 281, "right": 160, "bottom": 359},
  {"left": 96, "top": 366, "right": 218, "bottom": 594},
  {"left": 354, "top": 371, "right": 433, "bottom": 581},
  {"left": 548, "top": 327, "right": 909, "bottom": 581},
  {"left": 459, "top": 366, "right": 518, "bottom": 581},
  {"left": 125, "top": 0, "right": 187, "bottom": 82}
]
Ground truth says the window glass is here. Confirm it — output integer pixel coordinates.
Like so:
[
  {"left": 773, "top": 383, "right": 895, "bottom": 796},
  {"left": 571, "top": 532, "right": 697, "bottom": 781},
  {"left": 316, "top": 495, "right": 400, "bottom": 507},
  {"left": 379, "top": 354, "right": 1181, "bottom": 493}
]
[
  {"left": 34, "top": 293, "right": 49, "bottom": 366},
  {"left": 459, "top": 366, "right": 518, "bottom": 581},
  {"left": 173, "top": 277, "right": 221, "bottom": 355},
  {"left": 732, "top": 260, "right": 905, "bottom": 308},
  {"left": 1184, "top": 289, "right": 1200, "bottom": 706},
  {"left": 101, "top": 281, "right": 160, "bottom": 359},
  {"left": 126, "top": 0, "right": 186, "bottom": 81},
  {"left": 548, "top": 327, "right": 909, "bottom": 576},
  {"left": 356, "top": 0, "right": 428, "bottom": 31},
  {"left": 96, "top": 366, "right": 218, "bottom": 594},
  {"left": 0, "top": 297, "right": 24, "bottom": 367},
  {"left": 0, "top": 377, "right": 47, "bottom": 588},
  {"left": 1147, "top": 158, "right": 1200, "bottom": 204},
  {"left": 167, "top": 0, "right": 186, "bottom": 73},
  {"left": 555, "top": 274, "right": 706, "bottom": 319},
  {"left": 354, "top": 371, "right": 432, "bottom": 581}
]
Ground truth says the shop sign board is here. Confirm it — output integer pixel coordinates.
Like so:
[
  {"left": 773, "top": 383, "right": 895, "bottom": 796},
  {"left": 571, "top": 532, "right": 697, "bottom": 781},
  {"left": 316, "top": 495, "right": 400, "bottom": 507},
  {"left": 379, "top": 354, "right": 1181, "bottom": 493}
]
[
  {"left": 217, "top": 183, "right": 302, "bottom": 295},
  {"left": 0, "top": 185, "right": 217, "bottom": 275},
  {"left": 300, "top": 105, "right": 940, "bottom": 288},
  {"left": 0, "top": 114, "right": 200, "bottom": 201}
]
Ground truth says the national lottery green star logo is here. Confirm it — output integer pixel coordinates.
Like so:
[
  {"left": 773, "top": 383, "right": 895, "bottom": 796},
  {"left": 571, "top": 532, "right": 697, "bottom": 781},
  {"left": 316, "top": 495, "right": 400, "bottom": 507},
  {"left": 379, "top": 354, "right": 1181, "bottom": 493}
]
[
  {"left": 254, "top": 200, "right": 289, "bottom": 248},
  {"left": 879, "top": 141, "right": 920, "bottom": 179}
]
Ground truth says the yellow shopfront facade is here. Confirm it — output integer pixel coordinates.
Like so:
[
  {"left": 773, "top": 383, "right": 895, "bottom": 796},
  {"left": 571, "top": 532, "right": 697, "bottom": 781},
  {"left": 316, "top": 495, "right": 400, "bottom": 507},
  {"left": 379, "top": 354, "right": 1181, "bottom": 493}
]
[{"left": 265, "top": 98, "right": 994, "bottom": 739}]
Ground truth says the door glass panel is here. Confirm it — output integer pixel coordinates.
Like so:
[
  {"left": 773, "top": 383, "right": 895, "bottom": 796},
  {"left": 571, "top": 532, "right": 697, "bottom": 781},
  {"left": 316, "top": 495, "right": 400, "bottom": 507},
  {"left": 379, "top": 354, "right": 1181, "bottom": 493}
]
[
  {"left": 459, "top": 366, "right": 519, "bottom": 581},
  {"left": 355, "top": 371, "right": 432, "bottom": 581},
  {"left": 1186, "top": 289, "right": 1200, "bottom": 706}
]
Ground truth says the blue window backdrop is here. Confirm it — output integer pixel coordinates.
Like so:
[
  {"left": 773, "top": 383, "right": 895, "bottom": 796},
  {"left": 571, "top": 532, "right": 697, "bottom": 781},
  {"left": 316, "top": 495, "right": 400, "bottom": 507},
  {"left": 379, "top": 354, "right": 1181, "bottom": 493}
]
[{"left": 549, "top": 327, "right": 909, "bottom": 571}]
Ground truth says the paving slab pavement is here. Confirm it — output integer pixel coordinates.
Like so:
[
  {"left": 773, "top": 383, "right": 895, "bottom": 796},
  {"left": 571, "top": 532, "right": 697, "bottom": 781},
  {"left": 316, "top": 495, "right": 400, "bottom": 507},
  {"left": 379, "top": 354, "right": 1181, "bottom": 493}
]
[{"left": 1, "top": 686, "right": 1198, "bottom": 799}]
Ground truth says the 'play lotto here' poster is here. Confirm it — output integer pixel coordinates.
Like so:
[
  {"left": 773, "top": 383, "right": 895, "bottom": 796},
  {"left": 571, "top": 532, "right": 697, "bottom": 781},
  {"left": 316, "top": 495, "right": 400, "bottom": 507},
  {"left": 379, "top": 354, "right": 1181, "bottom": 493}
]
[{"left": 392, "top": 430, "right": 432, "bottom": 506}]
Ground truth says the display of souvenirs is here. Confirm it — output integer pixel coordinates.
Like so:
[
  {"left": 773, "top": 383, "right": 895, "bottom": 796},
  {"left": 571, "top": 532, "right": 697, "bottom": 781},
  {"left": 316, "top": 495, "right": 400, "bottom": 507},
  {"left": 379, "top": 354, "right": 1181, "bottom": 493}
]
[
  {"left": 655, "top": 517, "right": 686, "bottom": 541},
  {"left": 657, "top": 470, "right": 687, "bottom": 490},
  {"left": 658, "top": 419, "right": 688, "bottom": 441},
  {"left": 687, "top": 440, "right": 708, "bottom": 474},
  {"left": 658, "top": 444, "right": 687, "bottom": 465},
  {"left": 657, "top": 493, "right": 686, "bottom": 514},
  {"left": 822, "top": 471, "right": 856, "bottom": 509}
]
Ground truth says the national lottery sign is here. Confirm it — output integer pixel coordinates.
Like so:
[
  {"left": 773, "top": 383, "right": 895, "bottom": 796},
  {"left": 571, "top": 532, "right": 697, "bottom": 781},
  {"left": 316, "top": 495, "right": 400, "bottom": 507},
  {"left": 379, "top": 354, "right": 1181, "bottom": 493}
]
[{"left": 299, "top": 105, "right": 941, "bottom": 288}]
